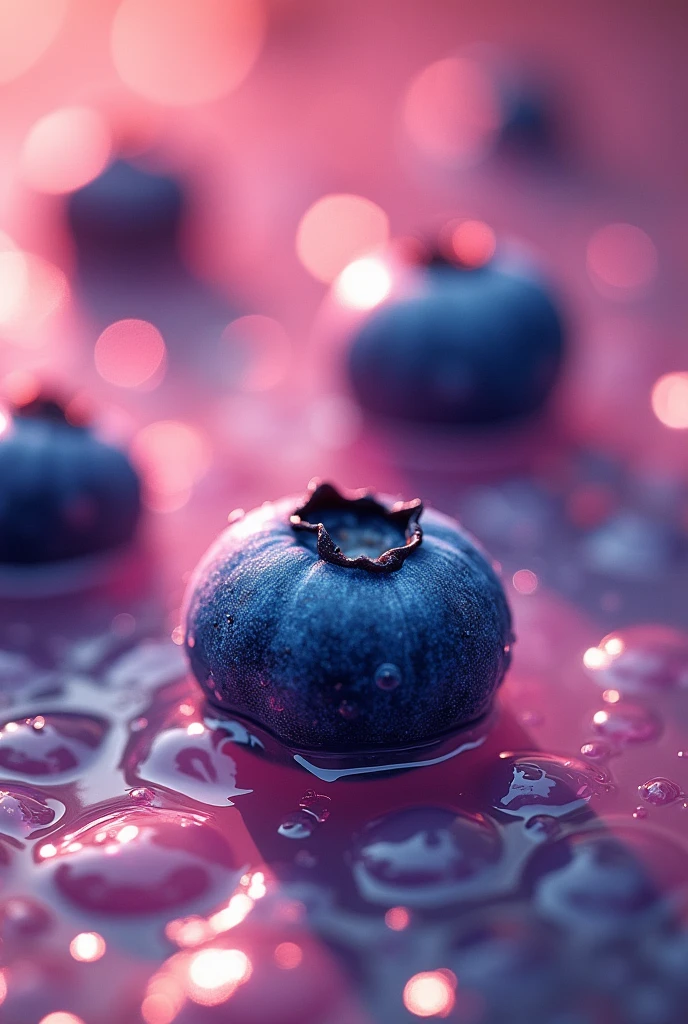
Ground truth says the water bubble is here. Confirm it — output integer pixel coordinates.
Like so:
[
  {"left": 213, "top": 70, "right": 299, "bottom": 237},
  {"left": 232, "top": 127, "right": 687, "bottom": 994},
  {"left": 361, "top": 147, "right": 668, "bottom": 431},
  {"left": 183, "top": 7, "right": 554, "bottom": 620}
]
[
  {"left": 278, "top": 812, "right": 315, "bottom": 840},
  {"left": 0, "top": 785, "right": 63, "bottom": 838},
  {"left": 128, "top": 787, "right": 156, "bottom": 804},
  {"left": 533, "top": 836, "right": 662, "bottom": 939},
  {"left": 0, "top": 714, "right": 108, "bottom": 782},
  {"left": 591, "top": 703, "right": 662, "bottom": 746},
  {"left": 298, "top": 791, "right": 331, "bottom": 823},
  {"left": 638, "top": 778, "right": 682, "bottom": 807},
  {"left": 132, "top": 723, "right": 251, "bottom": 807},
  {"left": 351, "top": 806, "right": 501, "bottom": 907},
  {"left": 490, "top": 753, "right": 610, "bottom": 821},
  {"left": 580, "top": 740, "right": 615, "bottom": 762},
  {"left": 585, "top": 625, "right": 688, "bottom": 695},
  {"left": 374, "top": 663, "right": 401, "bottom": 691},
  {"left": 47, "top": 809, "right": 240, "bottom": 916}
]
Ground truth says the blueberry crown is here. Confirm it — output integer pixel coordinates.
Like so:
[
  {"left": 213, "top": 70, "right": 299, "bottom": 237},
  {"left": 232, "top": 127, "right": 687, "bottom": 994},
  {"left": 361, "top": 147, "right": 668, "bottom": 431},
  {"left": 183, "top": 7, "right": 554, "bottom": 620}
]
[{"left": 290, "top": 480, "right": 423, "bottom": 574}]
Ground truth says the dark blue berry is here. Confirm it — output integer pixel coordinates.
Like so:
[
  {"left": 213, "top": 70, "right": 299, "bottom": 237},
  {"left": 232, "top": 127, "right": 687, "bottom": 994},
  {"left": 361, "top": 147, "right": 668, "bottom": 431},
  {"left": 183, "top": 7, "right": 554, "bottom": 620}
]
[
  {"left": 67, "top": 159, "right": 184, "bottom": 263},
  {"left": 0, "top": 395, "right": 141, "bottom": 564},
  {"left": 184, "top": 481, "right": 512, "bottom": 753},
  {"left": 347, "top": 247, "right": 565, "bottom": 427}
]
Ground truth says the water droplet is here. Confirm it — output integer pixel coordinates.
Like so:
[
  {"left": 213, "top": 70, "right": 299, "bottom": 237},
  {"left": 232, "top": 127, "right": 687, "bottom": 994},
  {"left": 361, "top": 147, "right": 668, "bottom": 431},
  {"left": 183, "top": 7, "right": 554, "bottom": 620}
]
[
  {"left": 374, "top": 663, "right": 401, "bottom": 691},
  {"left": 0, "top": 786, "right": 63, "bottom": 838},
  {"left": 128, "top": 787, "right": 155, "bottom": 804},
  {"left": 638, "top": 777, "right": 682, "bottom": 807},
  {"left": 591, "top": 703, "right": 662, "bottom": 746},
  {"left": 490, "top": 753, "right": 610, "bottom": 821},
  {"left": 585, "top": 625, "right": 688, "bottom": 694},
  {"left": 298, "top": 791, "right": 331, "bottom": 823},
  {"left": 46, "top": 809, "right": 240, "bottom": 916},
  {"left": 0, "top": 713, "right": 108, "bottom": 782},
  {"left": 278, "top": 812, "right": 315, "bottom": 840},
  {"left": 351, "top": 807, "right": 501, "bottom": 908},
  {"left": 534, "top": 836, "right": 661, "bottom": 936},
  {"left": 131, "top": 723, "right": 251, "bottom": 808},
  {"left": 338, "top": 700, "right": 359, "bottom": 720},
  {"left": 580, "top": 740, "right": 614, "bottom": 762},
  {"left": 632, "top": 806, "right": 648, "bottom": 819}
]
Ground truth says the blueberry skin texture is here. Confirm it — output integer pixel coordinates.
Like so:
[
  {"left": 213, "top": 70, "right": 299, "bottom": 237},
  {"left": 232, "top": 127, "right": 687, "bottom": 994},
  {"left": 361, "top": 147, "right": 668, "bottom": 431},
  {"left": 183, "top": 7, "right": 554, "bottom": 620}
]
[
  {"left": 0, "top": 414, "right": 141, "bottom": 564},
  {"left": 347, "top": 255, "right": 565, "bottom": 426},
  {"left": 184, "top": 492, "right": 512, "bottom": 753}
]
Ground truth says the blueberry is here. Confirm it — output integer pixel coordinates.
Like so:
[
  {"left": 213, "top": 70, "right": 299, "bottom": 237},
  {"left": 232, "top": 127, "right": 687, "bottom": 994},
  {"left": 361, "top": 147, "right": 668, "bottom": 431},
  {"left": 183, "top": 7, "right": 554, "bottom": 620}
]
[
  {"left": 0, "top": 394, "right": 141, "bottom": 564},
  {"left": 347, "top": 244, "right": 565, "bottom": 427},
  {"left": 184, "top": 481, "right": 513, "bottom": 753},
  {"left": 67, "top": 159, "right": 183, "bottom": 262}
]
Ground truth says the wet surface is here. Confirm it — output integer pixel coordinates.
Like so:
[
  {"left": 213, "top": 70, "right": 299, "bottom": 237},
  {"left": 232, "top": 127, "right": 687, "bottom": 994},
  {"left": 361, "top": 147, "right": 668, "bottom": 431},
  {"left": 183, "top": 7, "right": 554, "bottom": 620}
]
[{"left": 0, "top": 3, "right": 687, "bottom": 1022}]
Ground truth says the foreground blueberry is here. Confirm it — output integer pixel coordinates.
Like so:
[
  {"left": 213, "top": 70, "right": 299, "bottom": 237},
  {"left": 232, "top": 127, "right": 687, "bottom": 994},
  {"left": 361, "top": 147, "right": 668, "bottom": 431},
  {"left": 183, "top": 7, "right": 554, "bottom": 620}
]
[
  {"left": 347, "top": 243, "right": 565, "bottom": 426},
  {"left": 0, "top": 395, "right": 141, "bottom": 564},
  {"left": 184, "top": 481, "right": 512, "bottom": 753}
]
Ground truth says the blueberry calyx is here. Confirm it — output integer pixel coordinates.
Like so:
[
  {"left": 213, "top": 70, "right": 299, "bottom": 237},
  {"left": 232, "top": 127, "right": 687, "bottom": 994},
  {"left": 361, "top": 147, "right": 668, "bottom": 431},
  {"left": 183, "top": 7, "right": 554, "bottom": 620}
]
[{"left": 290, "top": 480, "right": 423, "bottom": 573}]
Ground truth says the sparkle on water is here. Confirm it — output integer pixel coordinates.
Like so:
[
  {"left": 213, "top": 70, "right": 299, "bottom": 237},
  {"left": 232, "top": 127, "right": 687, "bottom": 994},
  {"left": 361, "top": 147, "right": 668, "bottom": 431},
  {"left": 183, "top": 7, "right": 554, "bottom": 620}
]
[
  {"left": 586, "top": 223, "right": 658, "bottom": 296},
  {"left": 95, "top": 319, "right": 167, "bottom": 390},
  {"left": 69, "top": 931, "right": 107, "bottom": 962},
  {"left": 652, "top": 372, "right": 688, "bottom": 429},
  {"left": 273, "top": 941, "right": 303, "bottom": 969},
  {"left": 403, "top": 56, "right": 500, "bottom": 165},
  {"left": 111, "top": 0, "right": 265, "bottom": 107},
  {"left": 403, "top": 970, "right": 456, "bottom": 1018},
  {"left": 334, "top": 256, "right": 393, "bottom": 309},
  {"left": 22, "top": 107, "right": 112, "bottom": 195},
  {"left": 450, "top": 219, "right": 496, "bottom": 267},
  {"left": 512, "top": 569, "right": 538, "bottom": 595},
  {"left": 296, "top": 193, "right": 389, "bottom": 283}
]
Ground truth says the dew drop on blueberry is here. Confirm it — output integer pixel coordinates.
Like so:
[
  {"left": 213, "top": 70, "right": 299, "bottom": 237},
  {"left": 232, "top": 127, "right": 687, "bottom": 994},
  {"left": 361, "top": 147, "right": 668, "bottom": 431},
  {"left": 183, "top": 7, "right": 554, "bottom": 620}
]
[{"left": 374, "top": 662, "right": 401, "bottom": 691}]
